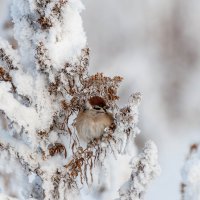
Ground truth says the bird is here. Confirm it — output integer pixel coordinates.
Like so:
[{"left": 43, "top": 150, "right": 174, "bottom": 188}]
[{"left": 75, "top": 96, "right": 115, "bottom": 143}]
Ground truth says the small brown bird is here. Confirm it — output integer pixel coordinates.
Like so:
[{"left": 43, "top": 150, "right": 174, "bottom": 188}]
[{"left": 75, "top": 96, "right": 114, "bottom": 142}]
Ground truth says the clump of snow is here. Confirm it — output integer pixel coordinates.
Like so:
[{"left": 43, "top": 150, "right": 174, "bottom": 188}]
[
  {"left": 0, "top": 79, "right": 55, "bottom": 146},
  {"left": 46, "top": 0, "right": 86, "bottom": 69},
  {"left": 114, "top": 92, "right": 141, "bottom": 154},
  {"left": 11, "top": 0, "right": 86, "bottom": 72}
]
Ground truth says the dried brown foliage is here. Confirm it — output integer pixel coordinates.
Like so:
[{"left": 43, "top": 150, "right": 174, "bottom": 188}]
[
  {"left": 189, "top": 143, "right": 198, "bottom": 154},
  {"left": 0, "top": 67, "right": 12, "bottom": 82},
  {"left": 36, "top": 0, "right": 68, "bottom": 30},
  {"left": 0, "top": 66, "right": 16, "bottom": 92},
  {"left": 82, "top": 73, "right": 123, "bottom": 107},
  {"left": 65, "top": 129, "right": 116, "bottom": 185},
  {"left": 49, "top": 143, "right": 67, "bottom": 158},
  {"left": 180, "top": 183, "right": 186, "bottom": 200},
  {"left": 118, "top": 93, "right": 141, "bottom": 137},
  {"left": 0, "top": 48, "right": 18, "bottom": 70},
  {"left": 38, "top": 16, "right": 52, "bottom": 29},
  {"left": 52, "top": 0, "right": 68, "bottom": 17},
  {"left": 36, "top": 42, "right": 52, "bottom": 72}
]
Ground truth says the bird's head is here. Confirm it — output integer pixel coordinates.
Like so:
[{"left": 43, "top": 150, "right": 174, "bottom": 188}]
[{"left": 84, "top": 96, "right": 109, "bottom": 113}]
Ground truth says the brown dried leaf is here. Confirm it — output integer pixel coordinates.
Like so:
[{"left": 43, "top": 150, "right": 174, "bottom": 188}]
[{"left": 49, "top": 143, "right": 67, "bottom": 158}]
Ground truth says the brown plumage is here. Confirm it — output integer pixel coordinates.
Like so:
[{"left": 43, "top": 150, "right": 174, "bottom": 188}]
[
  {"left": 89, "top": 96, "right": 107, "bottom": 108},
  {"left": 75, "top": 96, "right": 114, "bottom": 142}
]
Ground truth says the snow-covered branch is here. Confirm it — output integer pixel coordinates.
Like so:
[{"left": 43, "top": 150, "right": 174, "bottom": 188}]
[
  {"left": 181, "top": 144, "right": 200, "bottom": 200},
  {"left": 0, "top": 0, "right": 160, "bottom": 199},
  {"left": 118, "top": 141, "right": 161, "bottom": 200}
]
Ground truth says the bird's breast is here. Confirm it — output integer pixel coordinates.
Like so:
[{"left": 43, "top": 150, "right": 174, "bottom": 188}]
[{"left": 75, "top": 111, "right": 113, "bottom": 142}]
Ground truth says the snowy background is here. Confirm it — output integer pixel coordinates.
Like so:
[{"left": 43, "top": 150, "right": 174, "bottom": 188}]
[
  {"left": 0, "top": 0, "right": 200, "bottom": 199},
  {"left": 81, "top": 0, "right": 200, "bottom": 199}
]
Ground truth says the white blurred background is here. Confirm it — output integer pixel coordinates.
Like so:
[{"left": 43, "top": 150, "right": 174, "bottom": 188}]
[
  {"left": 82, "top": 0, "right": 200, "bottom": 199},
  {"left": 1, "top": 0, "right": 200, "bottom": 199}
]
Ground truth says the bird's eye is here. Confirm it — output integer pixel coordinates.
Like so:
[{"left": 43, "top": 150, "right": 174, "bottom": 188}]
[
  {"left": 103, "top": 105, "right": 109, "bottom": 110},
  {"left": 93, "top": 106, "right": 101, "bottom": 110}
]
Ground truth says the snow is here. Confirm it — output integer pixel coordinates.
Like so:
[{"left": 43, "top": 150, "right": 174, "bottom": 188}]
[
  {"left": 0, "top": 80, "right": 55, "bottom": 144},
  {"left": 11, "top": 0, "right": 86, "bottom": 72},
  {"left": 0, "top": 38, "right": 21, "bottom": 69},
  {"left": 181, "top": 145, "right": 200, "bottom": 200},
  {"left": 46, "top": 0, "right": 86, "bottom": 69},
  {"left": 118, "top": 141, "right": 160, "bottom": 200}
]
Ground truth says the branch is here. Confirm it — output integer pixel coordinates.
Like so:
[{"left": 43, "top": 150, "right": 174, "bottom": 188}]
[
  {"left": 118, "top": 141, "right": 161, "bottom": 200},
  {"left": 0, "top": 130, "right": 41, "bottom": 170},
  {"left": 0, "top": 38, "right": 20, "bottom": 70},
  {"left": 181, "top": 143, "right": 200, "bottom": 200}
]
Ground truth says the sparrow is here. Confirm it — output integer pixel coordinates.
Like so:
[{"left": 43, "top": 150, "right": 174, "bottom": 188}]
[{"left": 75, "top": 96, "right": 114, "bottom": 142}]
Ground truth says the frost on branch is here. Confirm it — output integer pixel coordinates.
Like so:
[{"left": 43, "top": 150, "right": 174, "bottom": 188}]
[
  {"left": 0, "top": 0, "right": 159, "bottom": 199},
  {"left": 118, "top": 141, "right": 161, "bottom": 200},
  {"left": 181, "top": 144, "right": 200, "bottom": 200}
]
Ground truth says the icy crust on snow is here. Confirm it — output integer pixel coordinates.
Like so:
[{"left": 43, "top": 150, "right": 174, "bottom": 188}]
[
  {"left": 118, "top": 141, "right": 161, "bottom": 200},
  {"left": 182, "top": 146, "right": 200, "bottom": 200},
  {"left": 11, "top": 0, "right": 86, "bottom": 71}
]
